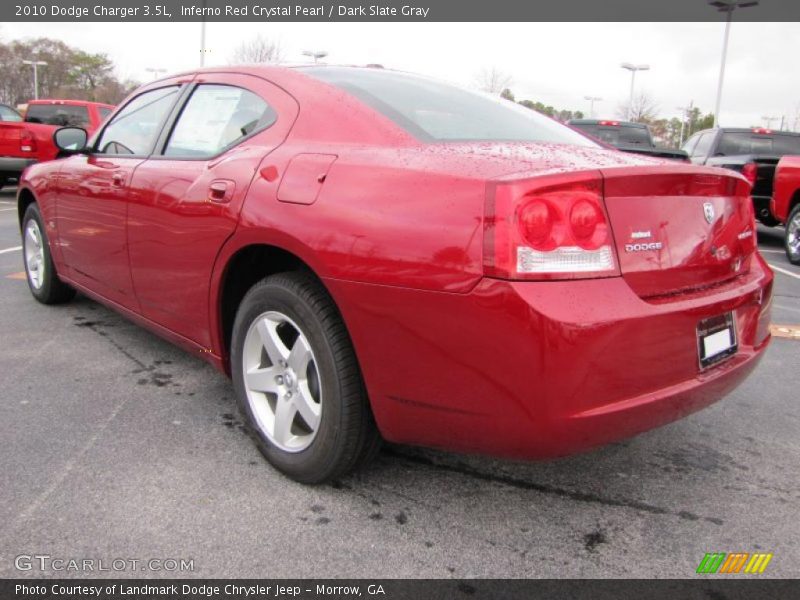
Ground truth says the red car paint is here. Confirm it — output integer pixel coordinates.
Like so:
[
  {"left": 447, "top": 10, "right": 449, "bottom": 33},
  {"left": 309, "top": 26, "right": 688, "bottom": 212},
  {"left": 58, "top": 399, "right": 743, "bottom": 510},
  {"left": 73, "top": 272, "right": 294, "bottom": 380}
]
[
  {"left": 17, "top": 66, "right": 773, "bottom": 459},
  {"left": 772, "top": 155, "right": 800, "bottom": 223},
  {"left": 0, "top": 99, "right": 113, "bottom": 182}
]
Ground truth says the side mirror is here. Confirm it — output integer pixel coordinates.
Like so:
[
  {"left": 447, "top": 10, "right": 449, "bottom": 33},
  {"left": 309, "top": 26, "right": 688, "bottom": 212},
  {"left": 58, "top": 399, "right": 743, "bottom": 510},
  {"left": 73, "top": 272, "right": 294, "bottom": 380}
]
[{"left": 53, "top": 127, "right": 88, "bottom": 155}]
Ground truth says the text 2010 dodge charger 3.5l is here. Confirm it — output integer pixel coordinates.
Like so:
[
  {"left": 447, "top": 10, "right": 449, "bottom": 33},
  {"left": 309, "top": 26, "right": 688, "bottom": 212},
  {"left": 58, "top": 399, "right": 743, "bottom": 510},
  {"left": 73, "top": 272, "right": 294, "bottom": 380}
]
[{"left": 18, "top": 66, "right": 773, "bottom": 483}]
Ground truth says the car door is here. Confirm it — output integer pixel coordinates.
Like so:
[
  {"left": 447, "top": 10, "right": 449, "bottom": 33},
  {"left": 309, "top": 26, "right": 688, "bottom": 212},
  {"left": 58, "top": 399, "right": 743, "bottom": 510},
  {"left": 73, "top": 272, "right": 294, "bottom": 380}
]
[
  {"left": 55, "top": 85, "right": 184, "bottom": 308},
  {"left": 127, "top": 74, "right": 299, "bottom": 348}
]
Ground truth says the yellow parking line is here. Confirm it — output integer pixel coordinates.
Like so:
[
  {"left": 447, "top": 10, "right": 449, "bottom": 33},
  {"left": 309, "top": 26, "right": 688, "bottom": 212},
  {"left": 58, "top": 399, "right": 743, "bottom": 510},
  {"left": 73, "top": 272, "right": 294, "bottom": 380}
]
[
  {"left": 770, "top": 324, "right": 800, "bottom": 340},
  {"left": 6, "top": 271, "right": 25, "bottom": 280}
]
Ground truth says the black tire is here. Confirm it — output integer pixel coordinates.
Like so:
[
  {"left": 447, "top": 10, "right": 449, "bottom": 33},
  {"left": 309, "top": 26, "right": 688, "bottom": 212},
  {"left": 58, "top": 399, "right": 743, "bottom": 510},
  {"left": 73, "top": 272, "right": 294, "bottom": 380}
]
[
  {"left": 785, "top": 204, "right": 800, "bottom": 265},
  {"left": 21, "top": 204, "right": 76, "bottom": 304},
  {"left": 231, "top": 272, "right": 380, "bottom": 483}
]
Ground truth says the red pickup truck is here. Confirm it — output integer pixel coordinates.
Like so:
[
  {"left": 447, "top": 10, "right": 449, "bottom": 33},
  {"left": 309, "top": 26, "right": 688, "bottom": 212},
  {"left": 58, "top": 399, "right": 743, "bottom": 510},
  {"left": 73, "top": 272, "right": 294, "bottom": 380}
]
[
  {"left": 772, "top": 155, "right": 800, "bottom": 264},
  {"left": 0, "top": 99, "right": 114, "bottom": 189}
]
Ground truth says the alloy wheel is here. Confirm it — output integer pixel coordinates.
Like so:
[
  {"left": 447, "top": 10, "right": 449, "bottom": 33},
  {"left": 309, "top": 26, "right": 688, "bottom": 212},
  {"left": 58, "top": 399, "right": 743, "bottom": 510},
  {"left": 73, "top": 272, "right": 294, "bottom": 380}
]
[
  {"left": 24, "top": 219, "right": 45, "bottom": 290},
  {"left": 241, "top": 311, "right": 322, "bottom": 452}
]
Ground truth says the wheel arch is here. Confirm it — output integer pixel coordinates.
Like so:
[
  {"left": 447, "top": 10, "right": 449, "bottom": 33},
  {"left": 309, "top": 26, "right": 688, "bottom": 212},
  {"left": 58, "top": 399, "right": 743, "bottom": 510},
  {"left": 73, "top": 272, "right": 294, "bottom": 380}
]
[
  {"left": 210, "top": 236, "right": 341, "bottom": 376},
  {"left": 790, "top": 188, "right": 800, "bottom": 215},
  {"left": 17, "top": 186, "right": 37, "bottom": 229}
]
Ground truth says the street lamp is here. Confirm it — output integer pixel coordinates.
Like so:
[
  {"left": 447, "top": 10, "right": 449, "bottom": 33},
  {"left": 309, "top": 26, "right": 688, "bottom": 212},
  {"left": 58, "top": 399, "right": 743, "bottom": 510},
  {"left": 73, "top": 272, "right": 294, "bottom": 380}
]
[
  {"left": 677, "top": 100, "right": 694, "bottom": 146},
  {"left": 708, "top": 0, "right": 759, "bottom": 128},
  {"left": 584, "top": 96, "right": 602, "bottom": 118},
  {"left": 302, "top": 50, "right": 328, "bottom": 64},
  {"left": 620, "top": 62, "right": 650, "bottom": 122},
  {"left": 22, "top": 59, "right": 47, "bottom": 100},
  {"left": 761, "top": 115, "right": 779, "bottom": 129},
  {"left": 145, "top": 67, "right": 167, "bottom": 80}
]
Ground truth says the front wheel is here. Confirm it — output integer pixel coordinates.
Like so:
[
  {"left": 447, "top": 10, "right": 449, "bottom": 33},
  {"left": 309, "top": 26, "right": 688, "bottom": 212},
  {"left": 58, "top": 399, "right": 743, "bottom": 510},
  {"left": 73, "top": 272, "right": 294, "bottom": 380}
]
[
  {"left": 231, "top": 272, "right": 380, "bottom": 483},
  {"left": 21, "top": 204, "right": 76, "bottom": 304},
  {"left": 785, "top": 204, "right": 800, "bottom": 265}
]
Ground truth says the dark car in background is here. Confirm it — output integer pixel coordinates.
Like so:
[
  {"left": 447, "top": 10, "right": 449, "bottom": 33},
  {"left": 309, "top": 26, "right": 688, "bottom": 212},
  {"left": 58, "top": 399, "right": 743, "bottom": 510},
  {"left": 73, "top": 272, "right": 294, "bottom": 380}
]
[
  {"left": 568, "top": 119, "right": 689, "bottom": 162},
  {"left": 682, "top": 127, "right": 800, "bottom": 226}
]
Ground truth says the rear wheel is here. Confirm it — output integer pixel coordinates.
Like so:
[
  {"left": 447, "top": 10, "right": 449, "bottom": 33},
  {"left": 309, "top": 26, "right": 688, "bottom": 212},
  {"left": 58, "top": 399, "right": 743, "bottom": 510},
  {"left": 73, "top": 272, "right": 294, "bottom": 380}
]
[
  {"left": 21, "top": 204, "right": 76, "bottom": 304},
  {"left": 231, "top": 272, "right": 379, "bottom": 483},
  {"left": 785, "top": 204, "right": 800, "bottom": 265}
]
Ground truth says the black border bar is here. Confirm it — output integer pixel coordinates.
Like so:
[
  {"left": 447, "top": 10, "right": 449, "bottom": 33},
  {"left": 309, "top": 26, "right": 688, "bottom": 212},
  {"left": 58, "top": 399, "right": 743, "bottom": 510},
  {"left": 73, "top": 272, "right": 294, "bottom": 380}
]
[
  {"left": 3, "top": 579, "right": 800, "bottom": 600},
  {"left": 4, "top": 0, "right": 800, "bottom": 22}
]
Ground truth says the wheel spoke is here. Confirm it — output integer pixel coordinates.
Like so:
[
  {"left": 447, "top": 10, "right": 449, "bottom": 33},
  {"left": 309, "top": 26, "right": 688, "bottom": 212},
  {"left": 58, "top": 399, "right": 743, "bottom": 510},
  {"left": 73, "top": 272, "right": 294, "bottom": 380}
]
[
  {"left": 255, "top": 318, "right": 289, "bottom": 366},
  {"left": 288, "top": 335, "right": 312, "bottom": 375},
  {"left": 245, "top": 365, "right": 280, "bottom": 394},
  {"left": 294, "top": 383, "right": 321, "bottom": 431},
  {"left": 26, "top": 226, "right": 38, "bottom": 248},
  {"left": 272, "top": 397, "right": 297, "bottom": 445}
]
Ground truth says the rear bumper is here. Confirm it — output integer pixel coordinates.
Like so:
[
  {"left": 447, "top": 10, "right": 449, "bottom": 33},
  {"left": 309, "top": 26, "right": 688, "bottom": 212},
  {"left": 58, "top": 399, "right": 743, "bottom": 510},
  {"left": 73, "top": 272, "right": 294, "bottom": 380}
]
[
  {"left": 0, "top": 156, "right": 37, "bottom": 179},
  {"left": 329, "top": 255, "right": 773, "bottom": 459}
]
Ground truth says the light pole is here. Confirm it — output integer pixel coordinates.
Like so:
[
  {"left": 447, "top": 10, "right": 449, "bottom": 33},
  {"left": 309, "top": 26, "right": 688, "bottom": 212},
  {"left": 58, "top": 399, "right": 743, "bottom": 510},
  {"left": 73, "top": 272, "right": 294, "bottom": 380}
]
[
  {"left": 584, "top": 96, "right": 602, "bottom": 118},
  {"left": 620, "top": 62, "right": 649, "bottom": 122},
  {"left": 145, "top": 67, "right": 167, "bottom": 80},
  {"left": 709, "top": 0, "right": 759, "bottom": 128},
  {"left": 200, "top": 0, "right": 207, "bottom": 66},
  {"left": 22, "top": 59, "right": 47, "bottom": 100},
  {"left": 677, "top": 100, "right": 694, "bottom": 146},
  {"left": 761, "top": 116, "right": 779, "bottom": 129},
  {"left": 302, "top": 50, "right": 328, "bottom": 64}
]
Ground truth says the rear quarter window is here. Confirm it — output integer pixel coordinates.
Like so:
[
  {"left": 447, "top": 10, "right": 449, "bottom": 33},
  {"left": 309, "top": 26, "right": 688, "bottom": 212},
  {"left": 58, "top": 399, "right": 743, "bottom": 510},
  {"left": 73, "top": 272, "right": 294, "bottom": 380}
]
[{"left": 302, "top": 67, "right": 596, "bottom": 147}]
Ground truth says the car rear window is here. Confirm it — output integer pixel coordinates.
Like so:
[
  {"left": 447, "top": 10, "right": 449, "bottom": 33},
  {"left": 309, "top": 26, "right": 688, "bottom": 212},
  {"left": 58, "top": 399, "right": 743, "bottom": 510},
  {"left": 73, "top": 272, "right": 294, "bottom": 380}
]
[
  {"left": 301, "top": 67, "right": 597, "bottom": 146},
  {"left": 26, "top": 104, "right": 90, "bottom": 127},
  {"left": 717, "top": 132, "right": 800, "bottom": 156},
  {"left": 98, "top": 106, "right": 113, "bottom": 121},
  {"left": 571, "top": 123, "right": 651, "bottom": 147}
]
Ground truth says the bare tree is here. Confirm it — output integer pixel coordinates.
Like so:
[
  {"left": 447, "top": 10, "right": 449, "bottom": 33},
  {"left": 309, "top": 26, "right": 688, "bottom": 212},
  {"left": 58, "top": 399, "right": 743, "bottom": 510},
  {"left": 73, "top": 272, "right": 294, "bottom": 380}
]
[
  {"left": 474, "top": 66, "right": 512, "bottom": 95},
  {"left": 230, "top": 35, "right": 283, "bottom": 64},
  {"left": 617, "top": 91, "right": 659, "bottom": 123}
]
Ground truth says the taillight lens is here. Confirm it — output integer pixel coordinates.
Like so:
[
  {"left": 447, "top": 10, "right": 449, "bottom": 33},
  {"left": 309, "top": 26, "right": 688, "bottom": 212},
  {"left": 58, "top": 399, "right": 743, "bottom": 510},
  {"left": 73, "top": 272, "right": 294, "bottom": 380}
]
[
  {"left": 20, "top": 130, "right": 37, "bottom": 153},
  {"left": 741, "top": 162, "right": 757, "bottom": 187},
  {"left": 484, "top": 173, "right": 619, "bottom": 280}
]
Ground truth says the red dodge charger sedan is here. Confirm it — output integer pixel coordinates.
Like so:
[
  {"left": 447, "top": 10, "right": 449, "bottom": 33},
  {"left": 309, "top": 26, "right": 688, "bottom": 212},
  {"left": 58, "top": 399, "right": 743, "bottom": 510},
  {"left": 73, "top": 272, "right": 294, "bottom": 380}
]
[{"left": 17, "top": 66, "right": 773, "bottom": 483}]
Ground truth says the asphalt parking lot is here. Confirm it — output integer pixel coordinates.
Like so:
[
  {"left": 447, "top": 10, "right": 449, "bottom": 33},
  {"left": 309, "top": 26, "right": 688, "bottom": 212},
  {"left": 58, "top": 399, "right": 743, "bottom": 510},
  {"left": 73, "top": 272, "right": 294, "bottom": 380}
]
[{"left": 0, "top": 186, "right": 798, "bottom": 579}]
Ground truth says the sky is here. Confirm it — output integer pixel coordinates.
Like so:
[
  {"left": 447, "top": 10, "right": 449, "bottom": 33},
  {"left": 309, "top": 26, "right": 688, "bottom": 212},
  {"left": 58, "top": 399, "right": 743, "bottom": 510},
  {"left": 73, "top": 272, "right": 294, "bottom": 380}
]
[{"left": 2, "top": 21, "right": 799, "bottom": 130}]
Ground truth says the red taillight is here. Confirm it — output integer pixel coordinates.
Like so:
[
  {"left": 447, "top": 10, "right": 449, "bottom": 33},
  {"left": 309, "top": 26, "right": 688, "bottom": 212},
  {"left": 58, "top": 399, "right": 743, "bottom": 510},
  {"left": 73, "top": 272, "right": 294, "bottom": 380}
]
[
  {"left": 741, "top": 162, "right": 757, "bottom": 187},
  {"left": 20, "top": 130, "right": 37, "bottom": 153},
  {"left": 484, "top": 173, "right": 619, "bottom": 280}
]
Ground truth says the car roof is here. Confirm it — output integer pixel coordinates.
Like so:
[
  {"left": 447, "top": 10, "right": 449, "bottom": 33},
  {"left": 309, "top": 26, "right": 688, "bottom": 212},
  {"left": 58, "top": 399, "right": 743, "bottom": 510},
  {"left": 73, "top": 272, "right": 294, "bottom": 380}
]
[
  {"left": 568, "top": 119, "right": 647, "bottom": 128},
  {"left": 691, "top": 127, "right": 800, "bottom": 137},
  {"left": 28, "top": 99, "right": 115, "bottom": 108}
]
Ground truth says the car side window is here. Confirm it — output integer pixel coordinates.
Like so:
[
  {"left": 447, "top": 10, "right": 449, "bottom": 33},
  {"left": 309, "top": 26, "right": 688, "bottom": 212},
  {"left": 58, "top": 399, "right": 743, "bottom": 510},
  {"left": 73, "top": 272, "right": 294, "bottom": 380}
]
[
  {"left": 163, "top": 84, "right": 276, "bottom": 158},
  {"left": 95, "top": 86, "right": 179, "bottom": 156},
  {"left": 682, "top": 134, "right": 699, "bottom": 156},
  {"left": 691, "top": 133, "right": 714, "bottom": 159},
  {"left": 0, "top": 105, "right": 22, "bottom": 122}
]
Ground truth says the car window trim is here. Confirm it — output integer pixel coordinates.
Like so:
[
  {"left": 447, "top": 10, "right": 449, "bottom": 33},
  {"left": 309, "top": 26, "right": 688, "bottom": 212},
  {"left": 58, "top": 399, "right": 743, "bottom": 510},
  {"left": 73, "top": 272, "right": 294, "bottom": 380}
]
[
  {"left": 149, "top": 82, "right": 279, "bottom": 162},
  {"left": 89, "top": 84, "right": 191, "bottom": 160}
]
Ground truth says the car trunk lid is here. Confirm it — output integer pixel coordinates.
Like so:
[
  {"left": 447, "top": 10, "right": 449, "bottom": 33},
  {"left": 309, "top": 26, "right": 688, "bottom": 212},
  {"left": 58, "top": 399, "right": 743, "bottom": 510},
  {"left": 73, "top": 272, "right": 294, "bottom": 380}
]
[{"left": 601, "top": 165, "right": 756, "bottom": 299}]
